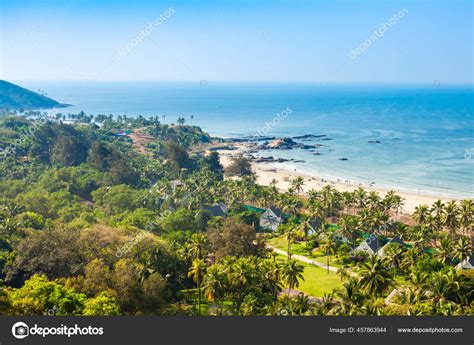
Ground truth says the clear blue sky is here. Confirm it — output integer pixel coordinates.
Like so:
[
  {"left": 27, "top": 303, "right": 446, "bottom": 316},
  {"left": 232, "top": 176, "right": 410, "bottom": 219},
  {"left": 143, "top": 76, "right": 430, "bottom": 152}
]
[{"left": 0, "top": 0, "right": 472, "bottom": 83}]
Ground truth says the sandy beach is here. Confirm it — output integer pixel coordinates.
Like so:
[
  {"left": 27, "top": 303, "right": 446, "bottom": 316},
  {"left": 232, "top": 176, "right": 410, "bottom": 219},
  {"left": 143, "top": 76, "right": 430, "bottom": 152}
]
[{"left": 216, "top": 144, "right": 460, "bottom": 214}]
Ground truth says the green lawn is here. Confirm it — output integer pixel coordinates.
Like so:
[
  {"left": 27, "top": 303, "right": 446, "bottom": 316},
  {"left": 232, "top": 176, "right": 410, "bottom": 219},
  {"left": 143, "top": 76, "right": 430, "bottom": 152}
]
[
  {"left": 276, "top": 254, "right": 342, "bottom": 297},
  {"left": 309, "top": 249, "right": 343, "bottom": 268},
  {"left": 297, "top": 261, "right": 343, "bottom": 297},
  {"left": 267, "top": 236, "right": 343, "bottom": 268},
  {"left": 267, "top": 236, "right": 307, "bottom": 254}
]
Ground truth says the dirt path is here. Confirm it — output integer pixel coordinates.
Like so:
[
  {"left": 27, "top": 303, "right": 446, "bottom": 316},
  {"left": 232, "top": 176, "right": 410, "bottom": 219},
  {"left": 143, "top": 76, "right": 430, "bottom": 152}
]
[
  {"left": 128, "top": 128, "right": 154, "bottom": 156},
  {"left": 268, "top": 245, "right": 357, "bottom": 277},
  {"left": 270, "top": 246, "right": 340, "bottom": 272}
]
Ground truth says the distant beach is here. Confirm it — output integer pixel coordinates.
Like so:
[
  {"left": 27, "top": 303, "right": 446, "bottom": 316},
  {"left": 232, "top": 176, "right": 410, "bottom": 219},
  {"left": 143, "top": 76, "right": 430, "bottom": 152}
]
[
  {"left": 217, "top": 143, "right": 461, "bottom": 214},
  {"left": 18, "top": 81, "right": 474, "bottom": 198}
]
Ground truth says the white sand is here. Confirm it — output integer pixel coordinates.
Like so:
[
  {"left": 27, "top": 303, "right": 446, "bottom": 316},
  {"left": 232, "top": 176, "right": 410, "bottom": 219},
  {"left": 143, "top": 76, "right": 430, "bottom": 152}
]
[{"left": 217, "top": 145, "right": 460, "bottom": 214}]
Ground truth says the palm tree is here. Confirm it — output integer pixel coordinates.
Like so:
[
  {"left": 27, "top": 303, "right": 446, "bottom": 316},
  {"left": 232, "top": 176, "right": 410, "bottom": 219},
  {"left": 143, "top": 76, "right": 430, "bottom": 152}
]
[
  {"left": 335, "top": 279, "right": 363, "bottom": 315},
  {"left": 357, "top": 255, "right": 394, "bottom": 296},
  {"left": 297, "top": 217, "right": 313, "bottom": 241},
  {"left": 284, "top": 227, "right": 296, "bottom": 260},
  {"left": 188, "top": 259, "right": 207, "bottom": 315},
  {"left": 320, "top": 185, "right": 337, "bottom": 218},
  {"left": 188, "top": 233, "right": 209, "bottom": 260},
  {"left": 290, "top": 176, "right": 305, "bottom": 194},
  {"left": 281, "top": 195, "right": 301, "bottom": 216},
  {"left": 427, "top": 270, "right": 461, "bottom": 308},
  {"left": 430, "top": 200, "right": 446, "bottom": 232},
  {"left": 400, "top": 247, "right": 419, "bottom": 271},
  {"left": 309, "top": 200, "right": 325, "bottom": 222},
  {"left": 392, "top": 194, "right": 404, "bottom": 216},
  {"left": 339, "top": 214, "right": 357, "bottom": 242},
  {"left": 384, "top": 190, "right": 404, "bottom": 216},
  {"left": 453, "top": 236, "right": 472, "bottom": 264},
  {"left": 260, "top": 260, "right": 282, "bottom": 299},
  {"left": 341, "top": 191, "right": 355, "bottom": 215},
  {"left": 307, "top": 189, "right": 319, "bottom": 206},
  {"left": 435, "top": 235, "right": 453, "bottom": 264},
  {"left": 367, "top": 191, "right": 381, "bottom": 212},
  {"left": 413, "top": 204, "right": 430, "bottom": 226},
  {"left": 268, "top": 179, "right": 279, "bottom": 200},
  {"left": 458, "top": 199, "right": 473, "bottom": 236},
  {"left": 444, "top": 200, "right": 459, "bottom": 238},
  {"left": 369, "top": 209, "right": 389, "bottom": 235},
  {"left": 281, "top": 260, "right": 305, "bottom": 295},
  {"left": 228, "top": 258, "right": 256, "bottom": 309},
  {"left": 320, "top": 236, "right": 337, "bottom": 274},
  {"left": 202, "top": 265, "right": 225, "bottom": 311},
  {"left": 382, "top": 243, "right": 405, "bottom": 269},
  {"left": 407, "top": 269, "right": 429, "bottom": 298},
  {"left": 354, "top": 187, "right": 367, "bottom": 211}
]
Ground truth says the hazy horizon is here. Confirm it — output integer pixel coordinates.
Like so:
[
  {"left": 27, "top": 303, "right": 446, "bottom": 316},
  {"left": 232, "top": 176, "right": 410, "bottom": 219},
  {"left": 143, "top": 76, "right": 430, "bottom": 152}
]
[
  {"left": 1, "top": 0, "right": 472, "bottom": 84},
  {"left": 6, "top": 80, "right": 474, "bottom": 87}
]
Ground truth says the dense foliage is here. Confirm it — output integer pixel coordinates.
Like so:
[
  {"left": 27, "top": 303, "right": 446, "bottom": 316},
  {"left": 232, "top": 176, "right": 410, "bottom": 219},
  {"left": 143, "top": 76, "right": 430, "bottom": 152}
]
[{"left": 0, "top": 112, "right": 472, "bottom": 316}]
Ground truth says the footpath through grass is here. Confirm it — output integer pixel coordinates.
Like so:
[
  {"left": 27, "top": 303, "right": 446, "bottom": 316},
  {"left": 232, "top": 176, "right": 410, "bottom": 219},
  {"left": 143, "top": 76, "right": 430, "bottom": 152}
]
[
  {"left": 276, "top": 254, "right": 342, "bottom": 297},
  {"left": 267, "top": 236, "right": 343, "bottom": 268}
]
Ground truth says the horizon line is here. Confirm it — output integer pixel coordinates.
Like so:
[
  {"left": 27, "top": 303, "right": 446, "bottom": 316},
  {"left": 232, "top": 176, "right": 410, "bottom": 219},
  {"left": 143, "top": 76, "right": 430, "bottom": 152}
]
[{"left": 5, "top": 79, "right": 474, "bottom": 87}]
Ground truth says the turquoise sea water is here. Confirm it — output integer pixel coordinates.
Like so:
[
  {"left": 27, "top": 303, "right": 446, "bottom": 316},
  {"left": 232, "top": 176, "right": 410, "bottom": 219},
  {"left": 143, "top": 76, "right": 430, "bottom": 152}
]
[{"left": 19, "top": 81, "right": 474, "bottom": 197}]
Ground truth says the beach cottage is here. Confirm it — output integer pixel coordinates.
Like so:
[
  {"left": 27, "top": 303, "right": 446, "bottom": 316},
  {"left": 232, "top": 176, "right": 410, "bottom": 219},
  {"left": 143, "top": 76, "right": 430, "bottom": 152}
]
[
  {"left": 456, "top": 257, "right": 474, "bottom": 270},
  {"left": 202, "top": 203, "right": 227, "bottom": 218},
  {"left": 332, "top": 233, "right": 349, "bottom": 244},
  {"left": 354, "top": 235, "right": 383, "bottom": 255},
  {"left": 377, "top": 236, "right": 407, "bottom": 258},
  {"left": 259, "top": 206, "right": 284, "bottom": 231},
  {"left": 307, "top": 218, "right": 322, "bottom": 235}
]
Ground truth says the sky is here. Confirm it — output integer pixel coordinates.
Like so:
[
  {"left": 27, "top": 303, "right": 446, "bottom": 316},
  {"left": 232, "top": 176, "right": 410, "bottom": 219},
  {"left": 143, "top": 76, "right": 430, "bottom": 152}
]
[{"left": 0, "top": 0, "right": 472, "bottom": 83}]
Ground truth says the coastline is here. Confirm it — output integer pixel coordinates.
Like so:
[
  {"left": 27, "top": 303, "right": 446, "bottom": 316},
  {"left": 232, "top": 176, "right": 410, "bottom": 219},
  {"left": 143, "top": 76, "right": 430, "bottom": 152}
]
[{"left": 216, "top": 144, "right": 463, "bottom": 214}]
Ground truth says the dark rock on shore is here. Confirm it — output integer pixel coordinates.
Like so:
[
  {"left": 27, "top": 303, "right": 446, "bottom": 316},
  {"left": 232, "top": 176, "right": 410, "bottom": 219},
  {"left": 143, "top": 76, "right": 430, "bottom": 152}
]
[
  {"left": 292, "top": 134, "right": 327, "bottom": 140},
  {"left": 252, "top": 156, "right": 291, "bottom": 163},
  {"left": 226, "top": 136, "right": 276, "bottom": 143},
  {"left": 259, "top": 137, "right": 323, "bottom": 150},
  {"left": 209, "top": 145, "right": 237, "bottom": 151}
]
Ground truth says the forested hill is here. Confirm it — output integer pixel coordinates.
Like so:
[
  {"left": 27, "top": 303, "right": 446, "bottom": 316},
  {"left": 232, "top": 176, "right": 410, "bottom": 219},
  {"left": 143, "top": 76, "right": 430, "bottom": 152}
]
[{"left": 0, "top": 80, "right": 68, "bottom": 110}]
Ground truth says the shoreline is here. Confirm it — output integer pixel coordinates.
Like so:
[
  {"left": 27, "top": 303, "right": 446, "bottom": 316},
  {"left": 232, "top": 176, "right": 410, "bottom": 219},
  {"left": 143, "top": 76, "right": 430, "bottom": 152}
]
[{"left": 216, "top": 144, "right": 465, "bottom": 214}]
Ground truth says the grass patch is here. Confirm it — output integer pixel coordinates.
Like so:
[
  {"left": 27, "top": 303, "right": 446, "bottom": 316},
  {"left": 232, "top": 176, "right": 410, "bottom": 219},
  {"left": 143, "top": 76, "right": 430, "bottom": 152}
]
[
  {"left": 267, "top": 236, "right": 343, "bottom": 268},
  {"left": 309, "top": 249, "right": 343, "bottom": 268},
  {"left": 297, "top": 261, "right": 343, "bottom": 297},
  {"left": 276, "top": 254, "right": 342, "bottom": 297},
  {"left": 267, "top": 236, "right": 309, "bottom": 255}
]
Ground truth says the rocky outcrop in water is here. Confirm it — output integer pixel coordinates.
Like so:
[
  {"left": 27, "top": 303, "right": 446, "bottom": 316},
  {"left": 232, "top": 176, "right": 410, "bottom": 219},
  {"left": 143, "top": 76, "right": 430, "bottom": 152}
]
[
  {"left": 292, "top": 134, "right": 327, "bottom": 140},
  {"left": 259, "top": 137, "right": 317, "bottom": 150}
]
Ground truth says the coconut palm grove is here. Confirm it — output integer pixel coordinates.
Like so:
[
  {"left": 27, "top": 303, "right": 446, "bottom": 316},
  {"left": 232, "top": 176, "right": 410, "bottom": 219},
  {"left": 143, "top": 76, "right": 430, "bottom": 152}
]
[{"left": 0, "top": 113, "right": 472, "bottom": 316}]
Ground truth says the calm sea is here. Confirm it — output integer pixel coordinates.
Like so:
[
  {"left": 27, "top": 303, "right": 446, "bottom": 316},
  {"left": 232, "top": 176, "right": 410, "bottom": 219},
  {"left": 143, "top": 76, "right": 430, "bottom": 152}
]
[{"left": 18, "top": 81, "right": 474, "bottom": 198}]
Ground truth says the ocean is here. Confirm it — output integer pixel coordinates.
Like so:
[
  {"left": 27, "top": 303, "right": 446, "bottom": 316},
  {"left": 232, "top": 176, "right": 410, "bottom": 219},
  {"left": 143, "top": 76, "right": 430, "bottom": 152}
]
[{"left": 17, "top": 81, "right": 474, "bottom": 198}]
